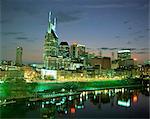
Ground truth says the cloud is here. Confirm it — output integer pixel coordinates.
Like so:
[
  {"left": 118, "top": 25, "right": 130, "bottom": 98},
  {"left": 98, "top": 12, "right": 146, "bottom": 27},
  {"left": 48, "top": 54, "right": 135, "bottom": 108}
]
[
  {"left": 130, "top": 48, "right": 137, "bottom": 51},
  {"left": 140, "top": 48, "right": 149, "bottom": 50},
  {"left": 128, "top": 27, "right": 132, "bottom": 30},
  {"left": 84, "top": 4, "right": 125, "bottom": 9},
  {"left": 145, "top": 28, "right": 150, "bottom": 31},
  {"left": 129, "top": 30, "right": 142, "bottom": 36},
  {"left": 15, "top": 36, "right": 38, "bottom": 42},
  {"left": 55, "top": 11, "right": 82, "bottom": 23},
  {"left": 134, "top": 51, "right": 149, "bottom": 54},
  {"left": 2, "top": 0, "right": 83, "bottom": 24},
  {"left": 96, "top": 47, "right": 138, "bottom": 51},
  {"left": 83, "top": 2, "right": 140, "bottom": 9},
  {"left": 82, "top": 0, "right": 148, "bottom": 10},
  {"left": 0, "top": 19, "right": 12, "bottom": 24},
  {"left": 115, "top": 36, "right": 120, "bottom": 38},
  {"left": 127, "top": 41, "right": 132, "bottom": 44},
  {"left": 16, "top": 37, "right": 28, "bottom": 40},
  {"left": 109, "top": 48, "right": 118, "bottom": 50},
  {"left": 120, "top": 48, "right": 131, "bottom": 50},
  {"left": 123, "top": 20, "right": 129, "bottom": 24},
  {"left": 138, "top": 35, "right": 145, "bottom": 38},
  {"left": 100, "top": 47, "right": 110, "bottom": 50},
  {"left": 2, "top": 32, "right": 24, "bottom": 36}
]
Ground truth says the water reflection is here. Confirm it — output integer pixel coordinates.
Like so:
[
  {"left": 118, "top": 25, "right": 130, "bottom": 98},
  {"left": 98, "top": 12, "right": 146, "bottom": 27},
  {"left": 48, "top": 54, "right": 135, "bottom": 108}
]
[{"left": 1, "top": 87, "right": 149, "bottom": 118}]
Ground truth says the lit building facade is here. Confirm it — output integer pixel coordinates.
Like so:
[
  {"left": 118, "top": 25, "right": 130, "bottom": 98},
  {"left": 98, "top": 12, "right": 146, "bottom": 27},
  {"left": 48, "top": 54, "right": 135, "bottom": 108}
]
[
  {"left": 77, "top": 44, "right": 86, "bottom": 60},
  {"left": 43, "top": 12, "right": 58, "bottom": 69},
  {"left": 58, "top": 42, "right": 71, "bottom": 70},
  {"left": 71, "top": 43, "right": 78, "bottom": 59},
  {"left": 70, "top": 43, "right": 86, "bottom": 59},
  {"left": 59, "top": 42, "right": 70, "bottom": 58},
  {"left": 89, "top": 57, "right": 111, "bottom": 70},
  {"left": 0, "top": 60, "right": 15, "bottom": 66},
  {"left": 117, "top": 50, "right": 131, "bottom": 60},
  {"left": 117, "top": 50, "right": 134, "bottom": 68},
  {"left": 16, "top": 47, "right": 23, "bottom": 66}
]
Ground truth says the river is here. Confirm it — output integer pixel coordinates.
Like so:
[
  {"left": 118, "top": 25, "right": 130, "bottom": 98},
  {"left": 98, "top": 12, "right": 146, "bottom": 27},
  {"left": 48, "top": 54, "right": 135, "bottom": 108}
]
[{"left": 0, "top": 86, "right": 149, "bottom": 118}]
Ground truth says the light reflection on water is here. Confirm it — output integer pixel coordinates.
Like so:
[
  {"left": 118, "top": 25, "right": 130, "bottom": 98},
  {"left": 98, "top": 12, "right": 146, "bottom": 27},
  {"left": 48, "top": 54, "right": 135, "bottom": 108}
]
[{"left": 1, "top": 87, "right": 149, "bottom": 118}]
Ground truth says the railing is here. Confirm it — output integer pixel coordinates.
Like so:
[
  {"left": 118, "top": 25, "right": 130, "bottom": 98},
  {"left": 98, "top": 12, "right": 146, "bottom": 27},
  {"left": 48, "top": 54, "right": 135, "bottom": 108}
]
[{"left": 29, "top": 92, "right": 80, "bottom": 101}]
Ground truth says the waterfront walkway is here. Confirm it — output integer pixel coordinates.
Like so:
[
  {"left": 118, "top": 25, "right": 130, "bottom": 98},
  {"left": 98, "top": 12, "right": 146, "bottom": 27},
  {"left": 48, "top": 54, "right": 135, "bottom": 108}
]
[{"left": 29, "top": 92, "right": 80, "bottom": 101}]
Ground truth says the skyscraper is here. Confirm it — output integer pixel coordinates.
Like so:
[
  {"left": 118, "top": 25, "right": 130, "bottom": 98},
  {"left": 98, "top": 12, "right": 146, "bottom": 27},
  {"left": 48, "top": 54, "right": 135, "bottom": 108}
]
[
  {"left": 111, "top": 52, "right": 115, "bottom": 61},
  {"left": 59, "top": 42, "right": 70, "bottom": 58},
  {"left": 117, "top": 49, "right": 133, "bottom": 67},
  {"left": 70, "top": 43, "right": 78, "bottom": 59},
  {"left": 117, "top": 49, "right": 131, "bottom": 60},
  {"left": 77, "top": 44, "right": 85, "bottom": 59},
  {"left": 43, "top": 12, "right": 59, "bottom": 69},
  {"left": 16, "top": 47, "right": 23, "bottom": 66}
]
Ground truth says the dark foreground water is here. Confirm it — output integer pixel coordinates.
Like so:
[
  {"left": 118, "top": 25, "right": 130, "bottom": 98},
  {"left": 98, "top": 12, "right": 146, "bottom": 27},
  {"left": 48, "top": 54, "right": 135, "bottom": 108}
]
[{"left": 1, "top": 87, "right": 149, "bottom": 118}]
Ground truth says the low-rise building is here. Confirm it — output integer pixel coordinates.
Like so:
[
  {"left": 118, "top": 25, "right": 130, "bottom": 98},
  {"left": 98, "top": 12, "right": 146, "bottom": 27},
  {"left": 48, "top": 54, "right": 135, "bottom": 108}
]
[{"left": 89, "top": 57, "right": 111, "bottom": 70}]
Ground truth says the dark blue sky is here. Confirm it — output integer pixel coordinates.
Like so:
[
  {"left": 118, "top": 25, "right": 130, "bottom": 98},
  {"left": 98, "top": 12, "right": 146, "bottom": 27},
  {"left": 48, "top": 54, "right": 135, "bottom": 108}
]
[{"left": 1, "top": 0, "right": 149, "bottom": 63}]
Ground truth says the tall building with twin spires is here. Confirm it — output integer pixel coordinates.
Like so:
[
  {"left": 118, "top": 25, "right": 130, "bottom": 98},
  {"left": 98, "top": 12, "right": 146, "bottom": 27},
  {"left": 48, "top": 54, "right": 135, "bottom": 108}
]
[{"left": 43, "top": 12, "right": 59, "bottom": 69}]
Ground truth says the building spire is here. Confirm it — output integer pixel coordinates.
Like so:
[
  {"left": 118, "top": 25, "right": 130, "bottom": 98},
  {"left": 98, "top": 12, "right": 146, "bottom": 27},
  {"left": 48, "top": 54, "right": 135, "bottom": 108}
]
[
  {"left": 54, "top": 17, "right": 56, "bottom": 31},
  {"left": 48, "top": 11, "right": 52, "bottom": 33},
  {"left": 48, "top": 11, "right": 52, "bottom": 23}
]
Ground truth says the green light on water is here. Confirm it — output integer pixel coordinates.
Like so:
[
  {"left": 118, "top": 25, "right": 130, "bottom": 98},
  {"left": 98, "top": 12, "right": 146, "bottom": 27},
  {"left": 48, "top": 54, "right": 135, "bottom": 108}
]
[{"left": 118, "top": 99, "right": 130, "bottom": 107}]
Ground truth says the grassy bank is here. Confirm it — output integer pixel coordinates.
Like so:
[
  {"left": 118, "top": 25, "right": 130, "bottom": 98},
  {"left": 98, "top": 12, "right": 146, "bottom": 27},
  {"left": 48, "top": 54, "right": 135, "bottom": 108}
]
[
  {"left": 0, "top": 78, "right": 142, "bottom": 99},
  {"left": 34, "top": 78, "right": 142, "bottom": 92}
]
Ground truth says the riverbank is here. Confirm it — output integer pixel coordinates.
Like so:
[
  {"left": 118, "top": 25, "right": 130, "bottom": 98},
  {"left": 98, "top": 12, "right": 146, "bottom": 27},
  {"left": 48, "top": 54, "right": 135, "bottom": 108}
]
[{"left": 0, "top": 78, "right": 146, "bottom": 100}]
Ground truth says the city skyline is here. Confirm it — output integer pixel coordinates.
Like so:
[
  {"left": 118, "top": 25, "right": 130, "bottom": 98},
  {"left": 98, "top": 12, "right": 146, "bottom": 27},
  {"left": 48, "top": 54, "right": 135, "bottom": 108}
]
[{"left": 1, "top": 0, "right": 149, "bottom": 63}]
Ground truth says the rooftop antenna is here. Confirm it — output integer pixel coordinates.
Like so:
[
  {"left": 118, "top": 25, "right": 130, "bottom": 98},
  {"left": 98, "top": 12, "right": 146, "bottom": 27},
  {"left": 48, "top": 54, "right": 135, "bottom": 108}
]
[
  {"left": 54, "top": 17, "right": 57, "bottom": 31},
  {"left": 48, "top": 11, "right": 52, "bottom": 23},
  {"left": 48, "top": 11, "right": 52, "bottom": 33}
]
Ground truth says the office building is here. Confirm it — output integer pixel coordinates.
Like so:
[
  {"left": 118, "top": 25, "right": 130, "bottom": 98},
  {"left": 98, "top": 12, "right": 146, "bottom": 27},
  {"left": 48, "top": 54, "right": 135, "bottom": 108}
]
[
  {"left": 77, "top": 44, "right": 86, "bottom": 59},
  {"left": 117, "top": 49, "right": 131, "bottom": 60},
  {"left": 117, "top": 49, "right": 134, "bottom": 67},
  {"left": 89, "top": 57, "right": 111, "bottom": 70},
  {"left": 71, "top": 43, "right": 78, "bottom": 59},
  {"left": 59, "top": 42, "right": 70, "bottom": 58},
  {"left": 43, "top": 12, "right": 58, "bottom": 69},
  {"left": 16, "top": 47, "right": 23, "bottom": 66}
]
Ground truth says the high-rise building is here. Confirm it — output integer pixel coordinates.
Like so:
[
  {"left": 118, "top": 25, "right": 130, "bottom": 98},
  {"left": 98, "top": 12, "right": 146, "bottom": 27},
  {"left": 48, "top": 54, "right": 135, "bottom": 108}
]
[
  {"left": 43, "top": 12, "right": 59, "bottom": 69},
  {"left": 117, "top": 49, "right": 134, "bottom": 67},
  {"left": 111, "top": 52, "right": 115, "bottom": 61},
  {"left": 70, "top": 43, "right": 78, "bottom": 59},
  {"left": 16, "top": 47, "right": 23, "bottom": 66},
  {"left": 59, "top": 42, "right": 70, "bottom": 58},
  {"left": 77, "top": 44, "right": 85, "bottom": 59},
  {"left": 70, "top": 43, "right": 86, "bottom": 60},
  {"left": 117, "top": 49, "right": 131, "bottom": 60}
]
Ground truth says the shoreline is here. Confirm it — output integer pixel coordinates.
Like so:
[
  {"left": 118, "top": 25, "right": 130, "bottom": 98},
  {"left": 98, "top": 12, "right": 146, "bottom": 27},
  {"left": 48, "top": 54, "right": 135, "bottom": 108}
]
[
  {"left": 0, "top": 78, "right": 147, "bottom": 101},
  {"left": 26, "top": 77, "right": 139, "bottom": 84}
]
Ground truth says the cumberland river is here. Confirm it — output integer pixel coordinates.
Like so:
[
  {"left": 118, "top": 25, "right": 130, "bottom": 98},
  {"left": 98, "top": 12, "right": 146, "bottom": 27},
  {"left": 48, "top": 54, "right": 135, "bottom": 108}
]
[{"left": 0, "top": 80, "right": 149, "bottom": 118}]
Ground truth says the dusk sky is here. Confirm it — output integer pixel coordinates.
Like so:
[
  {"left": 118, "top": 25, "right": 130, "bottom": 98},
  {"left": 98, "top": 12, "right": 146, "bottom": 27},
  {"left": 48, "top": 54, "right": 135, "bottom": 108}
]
[{"left": 1, "top": 0, "right": 149, "bottom": 63}]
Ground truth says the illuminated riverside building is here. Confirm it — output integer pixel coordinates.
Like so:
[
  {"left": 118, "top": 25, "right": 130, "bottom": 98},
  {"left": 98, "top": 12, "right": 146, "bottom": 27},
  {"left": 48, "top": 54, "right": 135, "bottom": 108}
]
[
  {"left": 0, "top": 60, "right": 15, "bottom": 66},
  {"left": 58, "top": 42, "right": 71, "bottom": 70},
  {"left": 16, "top": 47, "right": 23, "bottom": 66},
  {"left": 77, "top": 44, "right": 86, "bottom": 60},
  {"left": 69, "top": 43, "right": 87, "bottom": 70},
  {"left": 43, "top": 12, "right": 58, "bottom": 69},
  {"left": 0, "top": 70, "right": 24, "bottom": 79},
  {"left": 59, "top": 42, "right": 70, "bottom": 58},
  {"left": 89, "top": 57, "right": 111, "bottom": 70},
  {"left": 71, "top": 43, "right": 78, "bottom": 59},
  {"left": 117, "top": 50, "right": 135, "bottom": 68},
  {"left": 117, "top": 49, "right": 131, "bottom": 60},
  {"left": 111, "top": 52, "right": 115, "bottom": 61},
  {"left": 70, "top": 43, "right": 86, "bottom": 60}
]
